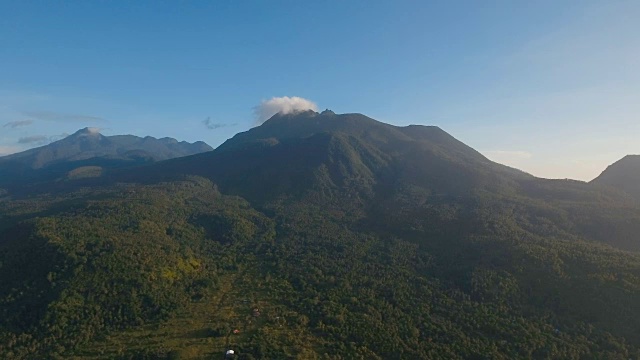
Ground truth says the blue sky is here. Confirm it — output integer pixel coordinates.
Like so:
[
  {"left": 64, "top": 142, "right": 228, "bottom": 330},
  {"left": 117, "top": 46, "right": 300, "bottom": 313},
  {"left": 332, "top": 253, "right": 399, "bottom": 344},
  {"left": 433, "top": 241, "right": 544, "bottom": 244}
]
[{"left": 1, "top": 0, "right": 638, "bottom": 180}]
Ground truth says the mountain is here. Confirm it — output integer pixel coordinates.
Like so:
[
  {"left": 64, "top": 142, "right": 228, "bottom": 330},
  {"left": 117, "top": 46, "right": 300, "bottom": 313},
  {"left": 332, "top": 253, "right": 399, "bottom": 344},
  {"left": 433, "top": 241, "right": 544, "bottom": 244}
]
[
  {"left": 591, "top": 155, "right": 640, "bottom": 200},
  {"left": 149, "top": 110, "right": 640, "bottom": 251},
  {"left": 1, "top": 127, "right": 213, "bottom": 168},
  {"left": 0, "top": 127, "right": 212, "bottom": 186},
  {"left": 152, "top": 110, "right": 530, "bottom": 202},
  {"left": 1, "top": 111, "right": 640, "bottom": 359}
]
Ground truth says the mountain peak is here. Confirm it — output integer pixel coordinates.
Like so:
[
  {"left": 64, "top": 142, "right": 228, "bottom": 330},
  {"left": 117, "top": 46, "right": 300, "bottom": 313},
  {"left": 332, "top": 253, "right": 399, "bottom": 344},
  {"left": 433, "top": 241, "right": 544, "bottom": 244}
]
[
  {"left": 592, "top": 154, "right": 640, "bottom": 200},
  {"left": 0, "top": 128, "right": 213, "bottom": 171},
  {"left": 72, "top": 127, "right": 102, "bottom": 137},
  {"left": 267, "top": 109, "right": 319, "bottom": 121}
]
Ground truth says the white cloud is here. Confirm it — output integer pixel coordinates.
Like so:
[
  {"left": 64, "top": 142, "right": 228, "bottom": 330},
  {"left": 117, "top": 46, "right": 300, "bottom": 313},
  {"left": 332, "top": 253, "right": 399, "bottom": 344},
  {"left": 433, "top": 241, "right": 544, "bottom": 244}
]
[
  {"left": 75, "top": 127, "right": 101, "bottom": 137},
  {"left": 253, "top": 96, "right": 318, "bottom": 124}
]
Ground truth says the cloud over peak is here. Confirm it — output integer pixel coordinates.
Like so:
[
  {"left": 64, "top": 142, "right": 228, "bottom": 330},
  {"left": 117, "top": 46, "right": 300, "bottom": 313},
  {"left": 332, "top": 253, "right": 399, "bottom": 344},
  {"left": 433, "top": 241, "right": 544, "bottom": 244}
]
[{"left": 253, "top": 96, "right": 318, "bottom": 124}]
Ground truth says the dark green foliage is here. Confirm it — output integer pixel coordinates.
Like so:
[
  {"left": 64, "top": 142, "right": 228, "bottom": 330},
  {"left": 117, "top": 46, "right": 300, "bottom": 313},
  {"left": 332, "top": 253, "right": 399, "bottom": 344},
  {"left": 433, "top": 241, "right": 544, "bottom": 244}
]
[
  {"left": 592, "top": 154, "right": 640, "bottom": 201},
  {"left": 0, "top": 178, "right": 276, "bottom": 358},
  {"left": 1, "top": 112, "right": 639, "bottom": 359}
]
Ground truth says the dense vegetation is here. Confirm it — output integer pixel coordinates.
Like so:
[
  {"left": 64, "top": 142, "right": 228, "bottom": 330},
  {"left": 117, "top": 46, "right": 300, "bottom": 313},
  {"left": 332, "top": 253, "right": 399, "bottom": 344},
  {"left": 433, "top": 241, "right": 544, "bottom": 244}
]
[
  {"left": 1, "top": 111, "right": 639, "bottom": 359},
  {"left": 592, "top": 154, "right": 640, "bottom": 201}
]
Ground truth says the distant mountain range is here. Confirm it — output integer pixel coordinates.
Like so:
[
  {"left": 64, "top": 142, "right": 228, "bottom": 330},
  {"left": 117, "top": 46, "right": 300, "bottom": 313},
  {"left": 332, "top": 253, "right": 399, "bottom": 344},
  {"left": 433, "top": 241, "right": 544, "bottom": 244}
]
[
  {"left": 592, "top": 154, "right": 640, "bottom": 200},
  {"left": 1, "top": 111, "right": 640, "bottom": 358},
  {"left": 0, "top": 127, "right": 212, "bottom": 185}
]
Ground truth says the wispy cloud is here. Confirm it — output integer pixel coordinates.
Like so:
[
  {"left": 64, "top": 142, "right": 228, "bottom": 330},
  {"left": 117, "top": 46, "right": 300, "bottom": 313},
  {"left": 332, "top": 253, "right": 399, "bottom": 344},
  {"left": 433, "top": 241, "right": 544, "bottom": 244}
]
[
  {"left": 3, "top": 120, "right": 33, "bottom": 128},
  {"left": 18, "top": 135, "right": 49, "bottom": 145},
  {"left": 483, "top": 150, "right": 533, "bottom": 160},
  {"left": 81, "top": 127, "right": 101, "bottom": 135},
  {"left": 14, "top": 132, "right": 69, "bottom": 146},
  {"left": 203, "top": 117, "right": 236, "bottom": 130},
  {"left": 22, "top": 110, "right": 105, "bottom": 122},
  {"left": 253, "top": 96, "right": 318, "bottom": 124}
]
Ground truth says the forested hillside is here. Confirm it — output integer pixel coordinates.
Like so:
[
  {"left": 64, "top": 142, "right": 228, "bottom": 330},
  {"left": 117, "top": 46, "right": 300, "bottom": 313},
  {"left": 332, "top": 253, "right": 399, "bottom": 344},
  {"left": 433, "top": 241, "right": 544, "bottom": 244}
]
[
  {"left": 1, "top": 112, "right": 639, "bottom": 359},
  {"left": 592, "top": 154, "right": 640, "bottom": 201},
  {"left": 0, "top": 127, "right": 212, "bottom": 189}
]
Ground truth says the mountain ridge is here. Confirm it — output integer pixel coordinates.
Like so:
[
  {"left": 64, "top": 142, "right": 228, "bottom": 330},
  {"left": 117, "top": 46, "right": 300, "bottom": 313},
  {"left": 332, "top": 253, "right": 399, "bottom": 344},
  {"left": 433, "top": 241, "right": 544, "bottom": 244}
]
[
  {"left": 591, "top": 154, "right": 640, "bottom": 200},
  {"left": 0, "top": 127, "right": 212, "bottom": 186},
  {"left": 1, "top": 127, "right": 212, "bottom": 168},
  {"left": 154, "top": 111, "right": 531, "bottom": 201}
]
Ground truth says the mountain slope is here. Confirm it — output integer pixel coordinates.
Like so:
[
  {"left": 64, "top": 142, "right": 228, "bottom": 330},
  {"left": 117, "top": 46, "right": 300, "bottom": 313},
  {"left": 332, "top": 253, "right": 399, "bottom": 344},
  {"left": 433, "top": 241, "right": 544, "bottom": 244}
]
[
  {"left": 1, "top": 127, "right": 212, "bottom": 168},
  {"left": 144, "top": 111, "right": 639, "bottom": 251},
  {"left": 1, "top": 111, "right": 640, "bottom": 358},
  {"left": 2, "top": 176, "right": 640, "bottom": 359},
  {"left": 0, "top": 128, "right": 212, "bottom": 186},
  {"left": 591, "top": 155, "right": 640, "bottom": 200},
  {"left": 151, "top": 111, "right": 529, "bottom": 202}
]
